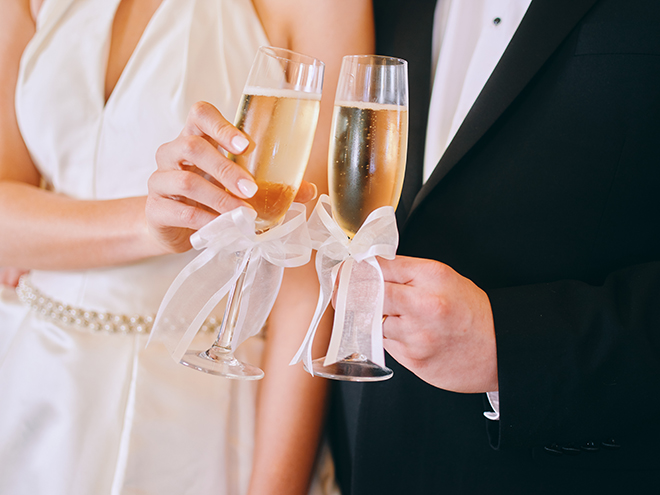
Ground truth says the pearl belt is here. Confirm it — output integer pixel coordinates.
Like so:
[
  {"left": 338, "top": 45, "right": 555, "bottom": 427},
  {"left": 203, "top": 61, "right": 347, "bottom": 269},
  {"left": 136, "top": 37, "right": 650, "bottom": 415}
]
[{"left": 16, "top": 277, "right": 219, "bottom": 335}]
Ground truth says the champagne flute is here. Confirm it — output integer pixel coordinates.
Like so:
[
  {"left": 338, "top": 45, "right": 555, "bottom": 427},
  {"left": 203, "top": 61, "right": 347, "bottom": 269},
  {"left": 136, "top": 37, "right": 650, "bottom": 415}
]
[
  {"left": 180, "top": 46, "right": 324, "bottom": 379},
  {"left": 312, "top": 55, "right": 408, "bottom": 381}
]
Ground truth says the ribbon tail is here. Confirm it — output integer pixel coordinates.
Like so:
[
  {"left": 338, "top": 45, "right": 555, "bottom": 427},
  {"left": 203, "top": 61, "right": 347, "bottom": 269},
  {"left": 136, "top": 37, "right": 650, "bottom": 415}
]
[
  {"left": 366, "top": 257, "right": 386, "bottom": 367},
  {"left": 288, "top": 288, "right": 329, "bottom": 374},
  {"left": 173, "top": 286, "right": 229, "bottom": 360},
  {"left": 323, "top": 258, "right": 386, "bottom": 367},
  {"left": 150, "top": 248, "right": 249, "bottom": 363},
  {"left": 290, "top": 253, "right": 342, "bottom": 374},
  {"left": 231, "top": 257, "right": 284, "bottom": 350},
  {"left": 324, "top": 258, "right": 353, "bottom": 366}
]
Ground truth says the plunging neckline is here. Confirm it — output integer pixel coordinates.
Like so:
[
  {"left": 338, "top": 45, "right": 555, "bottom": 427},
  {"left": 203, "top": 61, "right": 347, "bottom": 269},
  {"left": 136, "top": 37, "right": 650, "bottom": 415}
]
[{"left": 103, "top": 0, "right": 166, "bottom": 107}]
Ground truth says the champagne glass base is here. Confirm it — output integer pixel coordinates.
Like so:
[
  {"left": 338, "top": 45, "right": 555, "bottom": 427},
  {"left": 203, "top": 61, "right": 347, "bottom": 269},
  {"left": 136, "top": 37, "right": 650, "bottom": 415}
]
[
  {"left": 180, "top": 349, "right": 264, "bottom": 380},
  {"left": 311, "top": 353, "right": 393, "bottom": 382}
]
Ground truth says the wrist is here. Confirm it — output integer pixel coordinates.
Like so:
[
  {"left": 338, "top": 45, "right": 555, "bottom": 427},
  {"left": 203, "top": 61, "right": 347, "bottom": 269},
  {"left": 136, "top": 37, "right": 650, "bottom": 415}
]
[{"left": 129, "top": 196, "right": 173, "bottom": 259}]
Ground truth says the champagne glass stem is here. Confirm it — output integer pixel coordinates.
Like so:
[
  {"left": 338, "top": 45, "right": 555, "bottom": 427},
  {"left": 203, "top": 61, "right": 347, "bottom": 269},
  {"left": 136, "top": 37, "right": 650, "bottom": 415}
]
[
  {"left": 180, "top": 252, "right": 263, "bottom": 379},
  {"left": 207, "top": 254, "right": 250, "bottom": 357}
]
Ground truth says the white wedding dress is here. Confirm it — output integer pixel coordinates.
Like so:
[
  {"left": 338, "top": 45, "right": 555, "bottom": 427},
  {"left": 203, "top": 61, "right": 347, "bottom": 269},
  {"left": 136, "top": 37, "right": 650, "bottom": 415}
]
[{"left": 0, "top": 0, "right": 337, "bottom": 494}]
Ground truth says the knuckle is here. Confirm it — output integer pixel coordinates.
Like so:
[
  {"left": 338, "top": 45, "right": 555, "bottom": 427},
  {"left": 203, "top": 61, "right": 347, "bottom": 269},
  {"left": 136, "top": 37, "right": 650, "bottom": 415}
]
[
  {"left": 409, "top": 330, "right": 438, "bottom": 361},
  {"left": 210, "top": 157, "right": 237, "bottom": 185},
  {"left": 427, "top": 260, "right": 450, "bottom": 279},
  {"left": 212, "top": 190, "right": 238, "bottom": 213},
  {"left": 189, "top": 101, "right": 210, "bottom": 120},
  {"left": 144, "top": 195, "right": 155, "bottom": 215},
  {"left": 179, "top": 135, "right": 201, "bottom": 157},
  {"left": 433, "top": 296, "right": 451, "bottom": 319},
  {"left": 417, "top": 293, "right": 448, "bottom": 320},
  {"left": 177, "top": 204, "right": 199, "bottom": 226},
  {"left": 155, "top": 143, "right": 169, "bottom": 164},
  {"left": 174, "top": 171, "right": 196, "bottom": 194},
  {"left": 146, "top": 173, "right": 159, "bottom": 193},
  {"left": 211, "top": 120, "right": 235, "bottom": 145}
]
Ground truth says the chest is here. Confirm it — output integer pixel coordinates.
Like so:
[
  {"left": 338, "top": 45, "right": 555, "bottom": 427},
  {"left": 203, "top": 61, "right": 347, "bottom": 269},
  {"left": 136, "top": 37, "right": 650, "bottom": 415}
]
[
  {"left": 15, "top": 0, "right": 266, "bottom": 199},
  {"left": 104, "top": 0, "right": 163, "bottom": 103}
]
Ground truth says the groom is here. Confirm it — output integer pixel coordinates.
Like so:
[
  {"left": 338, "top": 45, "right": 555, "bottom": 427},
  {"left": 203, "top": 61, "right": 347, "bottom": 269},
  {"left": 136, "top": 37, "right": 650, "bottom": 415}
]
[{"left": 329, "top": 0, "right": 660, "bottom": 492}]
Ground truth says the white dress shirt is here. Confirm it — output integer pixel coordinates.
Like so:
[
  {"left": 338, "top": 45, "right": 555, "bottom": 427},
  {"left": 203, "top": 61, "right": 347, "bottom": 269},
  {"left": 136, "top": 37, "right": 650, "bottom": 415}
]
[
  {"left": 425, "top": 0, "right": 533, "bottom": 420},
  {"left": 425, "top": 0, "right": 533, "bottom": 182}
]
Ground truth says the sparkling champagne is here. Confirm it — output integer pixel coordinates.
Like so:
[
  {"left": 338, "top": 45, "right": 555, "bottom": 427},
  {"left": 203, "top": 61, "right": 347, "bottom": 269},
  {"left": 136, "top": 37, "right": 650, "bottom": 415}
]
[
  {"left": 231, "top": 87, "right": 321, "bottom": 231},
  {"left": 329, "top": 101, "right": 408, "bottom": 237}
]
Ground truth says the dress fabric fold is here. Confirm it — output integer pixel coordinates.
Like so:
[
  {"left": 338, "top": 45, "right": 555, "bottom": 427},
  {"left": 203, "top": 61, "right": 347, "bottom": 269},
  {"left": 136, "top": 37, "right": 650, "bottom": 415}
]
[{"left": 0, "top": 0, "right": 337, "bottom": 493}]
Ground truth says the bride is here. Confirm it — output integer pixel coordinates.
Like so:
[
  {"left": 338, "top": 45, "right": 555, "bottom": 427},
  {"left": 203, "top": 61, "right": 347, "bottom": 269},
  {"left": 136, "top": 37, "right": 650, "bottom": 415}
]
[{"left": 0, "top": 0, "right": 373, "bottom": 493}]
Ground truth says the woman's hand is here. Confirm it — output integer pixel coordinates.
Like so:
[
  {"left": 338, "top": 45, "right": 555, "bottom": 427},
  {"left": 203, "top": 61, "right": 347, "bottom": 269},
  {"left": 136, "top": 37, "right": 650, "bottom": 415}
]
[
  {"left": 146, "top": 102, "right": 257, "bottom": 253},
  {"left": 146, "top": 101, "right": 255, "bottom": 253},
  {"left": 145, "top": 101, "right": 317, "bottom": 254},
  {"left": 0, "top": 268, "right": 28, "bottom": 288}
]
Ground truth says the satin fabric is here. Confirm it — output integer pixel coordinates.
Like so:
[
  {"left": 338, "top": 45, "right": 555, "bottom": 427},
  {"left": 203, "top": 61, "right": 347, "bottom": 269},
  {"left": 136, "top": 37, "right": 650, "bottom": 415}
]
[{"left": 0, "top": 0, "right": 337, "bottom": 493}]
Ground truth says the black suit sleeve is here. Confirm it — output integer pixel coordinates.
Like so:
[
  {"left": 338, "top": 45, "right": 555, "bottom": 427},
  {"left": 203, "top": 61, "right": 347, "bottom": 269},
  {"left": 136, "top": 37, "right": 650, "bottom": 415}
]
[{"left": 487, "top": 260, "right": 660, "bottom": 467}]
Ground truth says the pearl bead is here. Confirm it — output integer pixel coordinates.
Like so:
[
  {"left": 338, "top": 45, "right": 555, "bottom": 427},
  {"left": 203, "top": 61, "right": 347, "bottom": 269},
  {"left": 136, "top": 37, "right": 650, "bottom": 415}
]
[{"left": 16, "top": 276, "right": 214, "bottom": 336}]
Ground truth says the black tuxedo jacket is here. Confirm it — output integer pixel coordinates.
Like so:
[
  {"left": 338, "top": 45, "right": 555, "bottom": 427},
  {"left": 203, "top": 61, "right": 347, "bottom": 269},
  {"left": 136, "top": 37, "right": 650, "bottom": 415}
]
[{"left": 329, "top": 0, "right": 660, "bottom": 493}]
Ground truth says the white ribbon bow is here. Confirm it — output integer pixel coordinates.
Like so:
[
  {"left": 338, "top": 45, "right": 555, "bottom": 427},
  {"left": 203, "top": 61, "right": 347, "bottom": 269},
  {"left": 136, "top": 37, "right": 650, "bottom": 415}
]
[
  {"left": 290, "top": 195, "right": 399, "bottom": 374},
  {"left": 150, "top": 203, "right": 312, "bottom": 362}
]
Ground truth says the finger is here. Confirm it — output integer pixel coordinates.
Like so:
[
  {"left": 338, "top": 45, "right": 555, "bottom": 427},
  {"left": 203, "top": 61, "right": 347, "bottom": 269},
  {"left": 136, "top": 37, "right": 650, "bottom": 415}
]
[
  {"left": 386, "top": 279, "right": 445, "bottom": 320},
  {"left": 382, "top": 281, "right": 441, "bottom": 345},
  {"left": 0, "top": 267, "right": 27, "bottom": 288},
  {"left": 293, "top": 181, "right": 318, "bottom": 204},
  {"left": 378, "top": 256, "right": 421, "bottom": 285},
  {"left": 148, "top": 169, "right": 251, "bottom": 216},
  {"left": 381, "top": 314, "right": 411, "bottom": 346},
  {"left": 184, "top": 101, "right": 250, "bottom": 155},
  {"left": 147, "top": 194, "right": 218, "bottom": 232},
  {"left": 382, "top": 280, "right": 410, "bottom": 318},
  {"left": 378, "top": 255, "right": 450, "bottom": 286},
  {"left": 381, "top": 313, "right": 396, "bottom": 338},
  {"left": 156, "top": 135, "right": 258, "bottom": 199},
  {"left": 382, "top": 334, "right": 407, "bottom": 355}
]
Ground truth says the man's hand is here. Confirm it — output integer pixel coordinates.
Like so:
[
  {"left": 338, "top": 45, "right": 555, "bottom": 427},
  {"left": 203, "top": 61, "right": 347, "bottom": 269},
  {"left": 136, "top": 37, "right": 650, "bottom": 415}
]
[{"left": 379, "top": 255, "right": 498, "bottom": 393}]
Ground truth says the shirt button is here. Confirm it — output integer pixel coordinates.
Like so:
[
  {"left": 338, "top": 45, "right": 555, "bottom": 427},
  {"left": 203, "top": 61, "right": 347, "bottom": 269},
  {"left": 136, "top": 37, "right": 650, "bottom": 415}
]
[{"left": 493, "top": 17, "right": 502, "bottom": 26}]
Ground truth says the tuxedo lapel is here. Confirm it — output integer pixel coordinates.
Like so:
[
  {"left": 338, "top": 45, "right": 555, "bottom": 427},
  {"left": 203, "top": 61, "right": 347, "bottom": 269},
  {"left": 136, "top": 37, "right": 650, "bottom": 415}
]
[
  {"left": 409, "top": 0, "right": 599, "bottom": 215},
  {"left": 375, "top": 0, "right": 438, "bottom": 225}
]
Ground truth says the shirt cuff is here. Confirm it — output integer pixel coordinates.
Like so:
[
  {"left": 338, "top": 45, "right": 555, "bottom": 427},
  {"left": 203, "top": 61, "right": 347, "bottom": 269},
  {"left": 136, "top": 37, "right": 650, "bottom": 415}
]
[{"left": 483, "top": 391, "right": 500, "bottom": 421}]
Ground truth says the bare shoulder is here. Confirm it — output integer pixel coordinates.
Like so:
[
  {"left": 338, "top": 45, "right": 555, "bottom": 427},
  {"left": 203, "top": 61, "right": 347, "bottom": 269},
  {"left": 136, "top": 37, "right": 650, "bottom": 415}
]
[
  {"left": 248, "top": 0, "right": 374, "bottom": 195},
  {"left": 251, "top": 0, "right": 374, "bottom": 57}
]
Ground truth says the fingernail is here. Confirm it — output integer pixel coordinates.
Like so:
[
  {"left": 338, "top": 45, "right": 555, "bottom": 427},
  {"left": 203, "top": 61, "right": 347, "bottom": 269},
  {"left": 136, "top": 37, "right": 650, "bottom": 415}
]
[
  {"left": 237, "top": 179, "right": 258, "bottom": 198},
  {"left": 231, "top": 135, "right": 249, "bottom": 153},
  {"left": 310, "top": 183, "right": 318, "bottom": 201}
]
